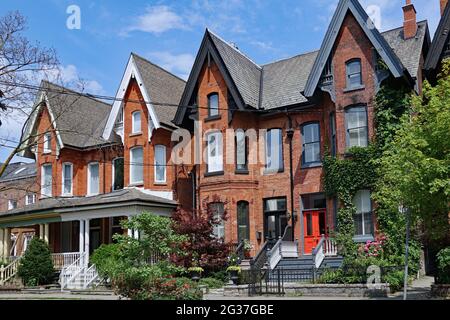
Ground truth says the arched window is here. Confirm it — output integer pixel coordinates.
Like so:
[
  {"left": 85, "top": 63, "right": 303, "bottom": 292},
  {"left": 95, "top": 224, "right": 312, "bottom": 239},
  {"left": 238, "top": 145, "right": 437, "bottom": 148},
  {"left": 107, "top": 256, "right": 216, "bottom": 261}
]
[
  {"left": 131, "top": 111, "right": 141, "bottom": 134},
  {"left": 237, "top": 201, "right": 250, "bottom": 242},
  {"left": 154, "top": 145, "right": 166, "bottom": 183},
  {"left": 301, "top": 122, "right": 321, "bottom": 167},
  {"left": 208, "top": 93, "right": 219, "bottom": 117},
  {"left": 130, "top": 146, "right": 144, "bottom": 185},
  {"left": 346, "top": 59, "right": 362, "bottom": 89},
  {"left": 345, "top": 105, "right": 368, "bottom": 148},
  {"left": 206, "top": 131, "right": 223, "bottom": 173}
]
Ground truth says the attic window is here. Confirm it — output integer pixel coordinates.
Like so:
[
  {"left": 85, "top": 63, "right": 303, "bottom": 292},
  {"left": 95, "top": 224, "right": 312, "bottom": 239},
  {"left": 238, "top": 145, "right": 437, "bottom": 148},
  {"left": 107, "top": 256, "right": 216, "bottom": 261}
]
[
  {"left": 346, "top": 59, "right": 363, "bottom": 89},
  {"left": 43, "top": 133, "right": 51, "bottom": 153}
]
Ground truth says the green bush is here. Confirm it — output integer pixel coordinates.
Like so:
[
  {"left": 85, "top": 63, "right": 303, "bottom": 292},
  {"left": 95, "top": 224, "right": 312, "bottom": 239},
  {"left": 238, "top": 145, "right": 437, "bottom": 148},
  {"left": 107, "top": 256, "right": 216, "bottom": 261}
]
[
  {"left": 199, "top": 277, "right": 225, "bottom": 289},
  {"left": 209, "top": 270, "right": 228, "bottom": 282},
  {"left": 90, "top": 244, "right": 123, "bottom": 281},
  {"left": 17, "top": 238, "right": 54, "bottom": 286},
  {"left": 383, "top": 270, "right": 405, "bottom": 292},
  {"left": 436, "top": 247, "right": 450, "bottom": 284}
]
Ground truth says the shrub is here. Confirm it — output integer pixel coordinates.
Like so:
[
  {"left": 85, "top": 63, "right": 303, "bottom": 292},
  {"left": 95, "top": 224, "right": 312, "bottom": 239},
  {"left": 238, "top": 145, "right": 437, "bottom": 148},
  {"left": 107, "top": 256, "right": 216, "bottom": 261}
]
[
  {"left": 199, "top": 277, "right": 225, "bottom": 289},
  {"left": 17, "top": 238, "right": 54, "bottom": 286},
  {"left": 383, "top": 270, "right": 405, "bottom": 292},
  {"left": 436, "top": 247, "right": 450, "bottom": 284},
  {"left": 209, "top": 270, "right": 228, "bottom": 282},
  {"left": 90, "top": 244, "right": 123, "bottom": 281}
]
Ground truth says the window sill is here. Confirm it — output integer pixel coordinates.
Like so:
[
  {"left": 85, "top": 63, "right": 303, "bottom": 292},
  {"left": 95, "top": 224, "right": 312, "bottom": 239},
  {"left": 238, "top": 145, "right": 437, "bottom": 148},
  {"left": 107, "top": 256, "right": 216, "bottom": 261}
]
[
  {"left": 301, "top": 162, "right": 322, "bottom": 169},
  {"left": 129, "top": 132, "right": 143, "bottom": 137},
  {"left": 42, "top": 151, "right": 51, "bottom": 155},
  {"left": 61, "top": 194, "right": 73, "bottom": 198},
  {"left": 204, "top": 115, "right": 221, "bottom": 122},
  {"left": 353, "top": 235, "right": 374, "bottom": 243},
  {"left": 263, "top": 168, "right": 284, "bottom": 175},
  {"left": 204, "top": 171, "right": 224, "bottom": 177},
  {"left": 128, "top": 182, "right": 144, "bottom": 187},
  {"left": 235, "top": 169, "right": 249, "bottom": 175},
  {"left": 343, "top": 85, "right": 365, "bottom": 93},
  {"left": 154, "top": 182, "right": 167, "bottom": 186}
]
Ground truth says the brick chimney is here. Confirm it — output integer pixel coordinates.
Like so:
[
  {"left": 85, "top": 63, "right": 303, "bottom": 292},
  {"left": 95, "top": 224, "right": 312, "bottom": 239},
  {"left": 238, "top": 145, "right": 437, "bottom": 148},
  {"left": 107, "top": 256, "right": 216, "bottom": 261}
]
[
  {"left": 403, "top": 0, "right": 417, "bottom": 40},
  {"left": 441, "top": 0, "right": 448, "bottom": 15}
]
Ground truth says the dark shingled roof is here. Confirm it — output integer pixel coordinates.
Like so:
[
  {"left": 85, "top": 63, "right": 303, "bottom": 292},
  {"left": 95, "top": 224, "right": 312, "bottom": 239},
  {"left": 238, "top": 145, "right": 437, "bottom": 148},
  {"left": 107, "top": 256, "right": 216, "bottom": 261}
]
[
  {"left": 209, "top": 32, "right": 262, "bottom": 108},
  {"left": 132, "top": 53, "right": 186, "bottom": 127},
  {"left": 382, "top": 20, "right": 429, "bottom": 79},
  {"left": 40, "top": 81, "right": 120, "bottom": 148},
  {"left": 0, "top": 188, "right": 177, "bottom": 217},
  {"left": 200, "top": 20, "right": 428, "bottom": 111},
  {"left": 0, "top": 162, "right": 36, "bottom": 182}
]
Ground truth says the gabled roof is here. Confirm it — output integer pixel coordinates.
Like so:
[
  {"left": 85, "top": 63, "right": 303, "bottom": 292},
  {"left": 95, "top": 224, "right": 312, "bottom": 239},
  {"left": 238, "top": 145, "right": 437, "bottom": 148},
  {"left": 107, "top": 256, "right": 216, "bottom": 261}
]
[
  {"left": 102, "top": 53, "right": 186, "bottom": 140},
  {"left": 0, "top": 162, "right": 36, "bottom": 182},
  {"left": 21, "top": 81, "right": 120, "bottom": 157},
  {"left": 304, "top": 0, "right": 407, "bottom": 97},
  {"left": 424, "top": 1, "right": 450, "bottom": 71}
]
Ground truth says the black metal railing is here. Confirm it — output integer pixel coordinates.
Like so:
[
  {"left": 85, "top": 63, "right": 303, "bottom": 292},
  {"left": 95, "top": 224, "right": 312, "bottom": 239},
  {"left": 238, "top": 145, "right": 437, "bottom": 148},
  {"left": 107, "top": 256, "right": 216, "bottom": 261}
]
[{"left": 248, "top": 268, "right": 285, "bottom": 296}]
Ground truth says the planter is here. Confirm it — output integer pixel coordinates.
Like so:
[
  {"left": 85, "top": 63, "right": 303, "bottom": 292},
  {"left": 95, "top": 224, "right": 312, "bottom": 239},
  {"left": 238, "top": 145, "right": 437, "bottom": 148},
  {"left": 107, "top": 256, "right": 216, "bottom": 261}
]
[
  {"left": 244, "top": 251, "right": 251, "bottom": 259},
  {"left": 228, "top": 270, "right": 239, "bottom": 285},
  {"left": 190, "top": 271, "right": 201, "bottom": 282}
]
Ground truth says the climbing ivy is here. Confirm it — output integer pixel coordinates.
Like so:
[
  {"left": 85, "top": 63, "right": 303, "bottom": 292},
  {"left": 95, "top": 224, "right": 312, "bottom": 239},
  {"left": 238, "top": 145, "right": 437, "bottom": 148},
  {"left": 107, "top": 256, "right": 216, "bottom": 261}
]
[{"left": 323, "top": 82, "right": 417, "bottom": 267}]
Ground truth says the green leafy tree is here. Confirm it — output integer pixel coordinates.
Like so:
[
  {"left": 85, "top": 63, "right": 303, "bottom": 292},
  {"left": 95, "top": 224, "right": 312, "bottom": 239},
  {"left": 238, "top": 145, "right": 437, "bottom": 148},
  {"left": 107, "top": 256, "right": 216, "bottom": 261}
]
[{"left": 17, "top": 237, "right": 54, "bottom": 286}]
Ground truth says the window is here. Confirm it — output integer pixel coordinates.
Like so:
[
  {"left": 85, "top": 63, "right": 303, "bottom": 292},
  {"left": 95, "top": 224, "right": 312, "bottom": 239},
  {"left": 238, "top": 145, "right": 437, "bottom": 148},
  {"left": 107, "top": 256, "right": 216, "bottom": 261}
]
[
  {"left": 208, "top": 93, "right": 219, "bottom": 117},
  {"left": 8, "top": 199, "right": 17, "bottom": 210},
  {"left": 154, "top": 145, "right": 166, "bottom": 183},
  {"left": 88, "top": 162, "right": 100, "bottom": 196},
  {"left": 301, "top": 123, "right": 321, "bottom": 166},
  {"left": 346, "top": 59, "right": 362, "bottom": 89},
  {"left": 330, "top": 112, "right": 337, "bottom": 157},
  {"left": 130, "top": 147, "right": 144, "bottom": 184},
  {"left": 345, "top": 106, "right": 368, "bottom": 148},
  {"left": 117, "top": 106, "right": 124, "bottom": 124},
  {"left": 301, "top": 193, "right": 326, "bottom": 210},
  {"left": 206, "top": 132, "right": 223, "bottom": 173},
  {"left": 43, "top": 133, "right": 51, "bottom": 153},
  {"left": 112, "top": 158, "right": 124, "bottom": 191},
  {"left": 237, "top": 201, "right": 250, "bottom": 242},
  {"left": 209, "top": 203, "right": 225, "bottom": 239},
  {"left": 41, "top": 164, "right": 52, "bottom": 197},
  {"left": 265, "top": 129, "right": 283, "bottom": 172},
  {"left": 353, "top": 190, "right": 373, "bottom": 238},
  {"left": 62, "top": 163, "right": 73, "bottom": 196},
  {"left": 132, "top": 111, "right": 141, "bottom": 134},
  {"left": 25, "top": 193, "right": 36, "bottom": 205},
  {"left": 236, "top": 130, "right": 248, "bottom": 172}
]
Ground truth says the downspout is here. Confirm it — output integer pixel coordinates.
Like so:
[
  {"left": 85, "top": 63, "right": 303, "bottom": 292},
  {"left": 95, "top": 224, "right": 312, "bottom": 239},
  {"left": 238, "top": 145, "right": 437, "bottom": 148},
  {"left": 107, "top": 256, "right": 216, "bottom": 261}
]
[
  {"left": 189, "top": 166, "right": 197, "bottom": 211},
  {"left": 285, "top": 111, "right": 295, "bottom": 242}
]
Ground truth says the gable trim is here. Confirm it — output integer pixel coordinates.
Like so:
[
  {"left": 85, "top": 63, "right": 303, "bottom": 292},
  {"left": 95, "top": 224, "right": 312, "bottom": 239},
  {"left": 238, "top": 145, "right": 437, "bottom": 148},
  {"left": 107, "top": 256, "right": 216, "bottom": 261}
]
[
  {"left": 304, "top": 0, "right": 405, "bottom": 98},
  {"left": 173, "top": 31, "right": 247, "bottom": 126},
  {"left": 102, "top": 54, "right": 160, "bottom": 141},
  {"left": 424, "top": 2, "right": 450, "bottom": 71}
]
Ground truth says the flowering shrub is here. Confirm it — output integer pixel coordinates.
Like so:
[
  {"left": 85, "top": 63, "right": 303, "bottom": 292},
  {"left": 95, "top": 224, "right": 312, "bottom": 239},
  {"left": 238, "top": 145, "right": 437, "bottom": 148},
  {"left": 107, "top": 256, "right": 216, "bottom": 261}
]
[{"left": 358, "top": 234, "right": 387, "bottom": 258}]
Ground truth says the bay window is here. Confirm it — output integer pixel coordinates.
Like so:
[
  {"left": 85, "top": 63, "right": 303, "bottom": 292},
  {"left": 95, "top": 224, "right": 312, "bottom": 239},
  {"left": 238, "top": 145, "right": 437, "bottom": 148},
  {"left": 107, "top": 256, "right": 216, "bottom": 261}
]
[
  {"left": 154, "top": 145, "right": 166, "bottom": 183},
  {"left": 41, "top": 164, "right": 52, "bottom": 197},
  {"left": 88, "top": 162, "right": 100, "bottom": 196},
  {"left": 237, "top": 201, "right": 250, "bottom": 242},
  {"left": 265, "top": 129, "right": 283, "bottom": 172},
  {"left": 236, "top": 130, "right": 248, "bottom": 172},
  {"left": 209, "top": 202, "right": 225, "bottom": 239},
  {"left": 130, "top": 147, "right": 144, "bottom": 184},
  {"left": 206, "top": 132, "right": 223, "bottom": 174},
  {"left": 62, "top": 163, "right": 73, "bottom": 196},
  {"left": 112, "top": 158, "right": 124, "bottom": 191}
]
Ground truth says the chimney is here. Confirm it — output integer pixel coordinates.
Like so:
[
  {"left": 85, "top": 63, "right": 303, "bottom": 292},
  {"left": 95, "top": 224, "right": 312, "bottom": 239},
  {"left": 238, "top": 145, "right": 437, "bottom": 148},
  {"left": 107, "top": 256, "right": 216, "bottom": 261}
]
[
  {"left": 403, "top": 0, "right": 417, "bottom": 40},
  {"left": 441, "top": 0, "right": 448, "bottom": 16}
]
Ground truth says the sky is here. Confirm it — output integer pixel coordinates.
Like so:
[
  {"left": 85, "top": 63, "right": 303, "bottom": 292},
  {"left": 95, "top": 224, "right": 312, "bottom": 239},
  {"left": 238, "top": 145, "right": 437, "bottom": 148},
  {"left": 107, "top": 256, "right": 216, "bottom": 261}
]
[{"left": 0, "top": 0, "right": 442, "bottom": 163}]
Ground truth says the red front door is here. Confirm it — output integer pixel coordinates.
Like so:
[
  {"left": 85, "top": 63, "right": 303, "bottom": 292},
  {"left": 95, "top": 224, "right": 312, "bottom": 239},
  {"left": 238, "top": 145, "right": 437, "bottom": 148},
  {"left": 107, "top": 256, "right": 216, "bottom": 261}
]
[{"left": 303, "top": 210, "right": 327, "bottom": 254}]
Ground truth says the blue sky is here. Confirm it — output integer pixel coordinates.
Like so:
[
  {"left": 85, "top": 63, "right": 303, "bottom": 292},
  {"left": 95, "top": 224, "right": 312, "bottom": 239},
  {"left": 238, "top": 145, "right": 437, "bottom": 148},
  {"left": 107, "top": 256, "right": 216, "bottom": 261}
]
[{"left": 0, "top": 0, "right": 441, "bottom": 162}]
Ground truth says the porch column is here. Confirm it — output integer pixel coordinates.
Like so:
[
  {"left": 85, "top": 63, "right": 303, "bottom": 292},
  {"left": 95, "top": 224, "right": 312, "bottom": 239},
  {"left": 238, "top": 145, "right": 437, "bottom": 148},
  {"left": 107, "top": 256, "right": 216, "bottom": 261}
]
[
  {"left": 44, "top": 224, "right": 50, "bottom": 243},
  {"left": 79, "top": 219, "right": 85, "bottom": 254},
  {"left": 0, "top": 228, "right": 4, "bottom": 259},
  {"left": 5, "top": 228, "right": 11, "bottom": 258},
  {"left": 84, "top": 219, "right": 90, "bottom": 265},
  {"left": 39, "top": 224, "right": 44, "bottom": 240},
  {"left": 127, "top": 216, "right": 133, "bottom": 237}
]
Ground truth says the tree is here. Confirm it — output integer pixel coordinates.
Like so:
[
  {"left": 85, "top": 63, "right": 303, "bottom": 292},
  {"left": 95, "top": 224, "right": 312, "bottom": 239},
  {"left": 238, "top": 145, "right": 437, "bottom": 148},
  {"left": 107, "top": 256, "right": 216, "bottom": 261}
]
[
  {"left": 375, "top": 60, "right": 450, "bottom": 249},
  {"left": 17, "top": 237, "right": 55, "bottom": 286},
  {"left": 171, "top": 197, "right": 231, "bottom": 272}
]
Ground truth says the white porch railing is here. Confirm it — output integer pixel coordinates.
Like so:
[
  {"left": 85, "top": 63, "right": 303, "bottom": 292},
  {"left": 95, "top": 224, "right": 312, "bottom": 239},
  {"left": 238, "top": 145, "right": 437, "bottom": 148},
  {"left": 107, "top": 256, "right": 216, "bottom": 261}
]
[
  {"left": 312, "top": 236, "right": 338, "bottom": 269},
  {"left": 51, "top": 252, "right": 81, "bottom": 271},
  {"left": 82, "top": 264, "right": 100, "bottom": 289},
  {"left": 0, "top": 256, "right": 22, "bottom": 286},
  {"left": 60, "top": 252, "right": 86, "bottom": 291}
]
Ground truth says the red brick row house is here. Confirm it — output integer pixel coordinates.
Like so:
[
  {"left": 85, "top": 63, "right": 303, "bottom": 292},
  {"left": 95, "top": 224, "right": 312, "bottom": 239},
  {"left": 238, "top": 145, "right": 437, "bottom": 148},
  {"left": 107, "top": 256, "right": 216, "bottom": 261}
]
[{"left": 0, "top": 0, "right": 434, "bottom": 286}]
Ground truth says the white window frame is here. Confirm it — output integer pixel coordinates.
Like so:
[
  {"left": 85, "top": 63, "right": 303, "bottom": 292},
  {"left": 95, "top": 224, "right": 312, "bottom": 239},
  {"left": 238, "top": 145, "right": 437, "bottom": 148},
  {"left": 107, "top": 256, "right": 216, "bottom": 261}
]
[
  {"left": 41, "top": 164, "right": 52, "bottom": 197},
  {"left": 130, "top": 146, "right": 144, "bottom": 185},
  {"left": 131, "top": 111, "right": 141, "bottom": 134},
  {"left": 206, "top": 131, "right": 223, "bottom": 173},
  {"left": 43, "top": 132, "right": 52, "bottom": 154},
  {"left": 265, "top": 129, "right": 283, "bottom": 172},
  {"left": 353, "top": 190, "right": 373, "bottom": 237},
  {"left": 25, "top": 193, "right": 36, "bottom": 205},
  {"left": 8, "top": 199, "right": 17, "bottom": 210},
  {"left": 345, "top": 106, "right": 368, "bottom": 148},
  {"left": 62, "top": 162, "right": 73, "bottom": 196},
  {"left": 210, "top": 203, "right": 225, "bottom": 240},
  {"left": 154, "top": 145, "right": 167, "bottom": 183},
  {"left": 87, "top": 162, "right": 100, "bottom": 196}
]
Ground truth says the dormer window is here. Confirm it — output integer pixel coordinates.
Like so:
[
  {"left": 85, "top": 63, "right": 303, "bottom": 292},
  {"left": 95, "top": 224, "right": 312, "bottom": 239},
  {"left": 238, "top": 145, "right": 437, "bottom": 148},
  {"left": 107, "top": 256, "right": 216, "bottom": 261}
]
[
  {"left": 131, "top": 111, "right": 141, "bottom": 134},
  {"left": 43, "top": 132, "right": 51, "bottom": 153},
  {"left": 208, "top": 93, "right": 219, "bottom": 118},
  {"left": 346, "top": 59, "right": 363, "bottom": 90}
]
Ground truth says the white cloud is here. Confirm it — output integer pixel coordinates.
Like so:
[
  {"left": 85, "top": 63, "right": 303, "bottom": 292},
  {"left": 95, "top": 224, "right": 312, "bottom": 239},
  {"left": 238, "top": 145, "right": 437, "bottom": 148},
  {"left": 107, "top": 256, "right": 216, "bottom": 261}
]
[
  {"left": 147, "top": 51, "right": 195, "bottom": 80},
  {"left": 122, "top": 6, "right": 188, "bottom": 35},
  {"left": 45, "top": 64, "right": 105, "bottom": 95},
  {"left": 250, "top": 40, "right": 275, "bottom": 51}
]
